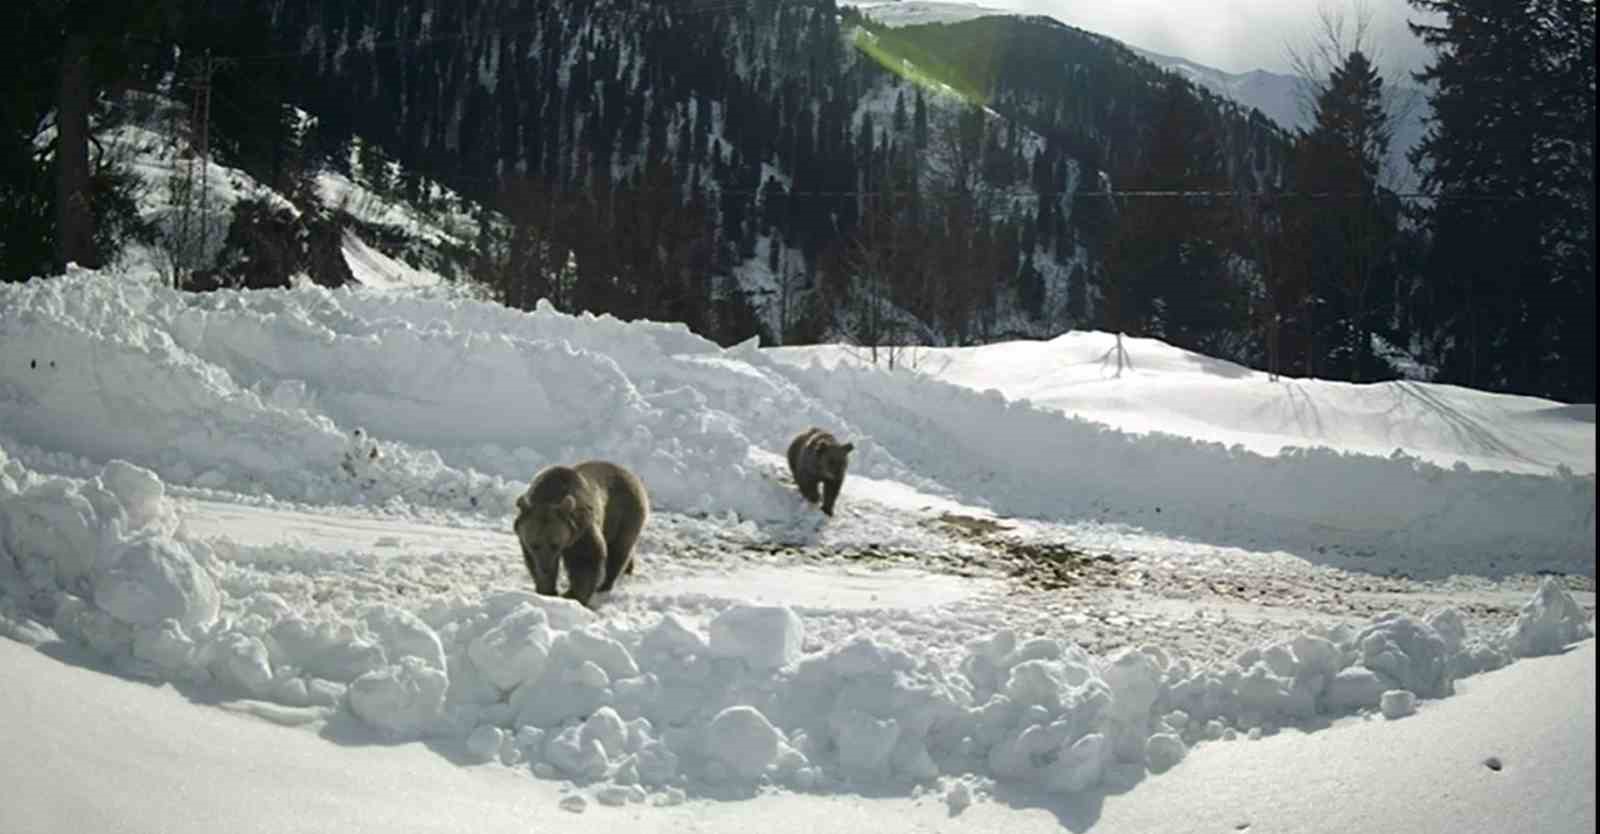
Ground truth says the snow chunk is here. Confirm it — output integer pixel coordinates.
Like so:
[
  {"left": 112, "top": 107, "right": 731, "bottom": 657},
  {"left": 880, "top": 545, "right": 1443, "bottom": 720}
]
[
  {"left": 348, "top": 657, "right": 449, "bottom": 740},
  {"left": 581, "top": 707, "right": 628, "bottom": 760},
  {"left": 1325, "top": 667, "right": 1386, "bottom": 711},
  {"left": 709, "top": 605, "right": 804, "bottom": 670},
  {"left": 1507, "top": 577, "right": 1591, "bottom": 657},
  {"left": 636, "top": 740, "right": 681, "bottom": 786},
  {"left": 945, "top": 780, "right": 973, "bottom": 814},
  {"left": 466, "top": 725, "right": 506, "bottom": 763},
  {"left": 1045, "top": 732, "right": 1108, "bottom": 794},
  {"left": 511, "top": 661, "right": 610, "bottom": 728},
  {"left": 132, "top": 619, "right": 196, "bottom": 673},
  {"left": 705, "top": 705, "right": 784, "bottom": 780},
  {"left": 485, "top": 591, "right": 595, "bottom": 631},
  {"left": 1145, "top": 733, "right": 1187, "bottom": 773},
  {"left": 361, "top": 604, "right": 444, "bottom": 671},
  {"left": 1380, "top": 690, "right": 1417, "bottom": 720},
  {"left": 1356, "top": 613, "right": 1453, "bottom": 698},
  {"left": 211, "top": 632, "right": 274, "bottom": 696},
  {"left": 98, "top": 460, "right": 167, "bottom": 531},
  {"left": 595, "top": 785, "right": 634, "bottom": 807},
  {"left": 545, "top": 725, "right": 608, "bottom": 780},
  {"left": 93, "top": 536, "right": 219, "bottom": 631},
  {"left": 552, "top": 627, "right": 638, "bottom": 681},
  {"left": 1424, "top": 608, "right": 1468, "bottom": 655},
  {"left": 2, "top": 480, "right": 101, "bottom": 587},
  {"left": 1101, "top": 647, "right": 1163, "bottom": 721},
  {"left": 829, "top": 709, "right": 900, "bottom": 781},
  {"left": 467, "top": 604, "right": 552, "bottom": 691},
  {"left": 641, "top": 613, "right": 708, "bottom": 656},
  {"left": 268, "top": 617, "right": 386, "bottom": 683}
]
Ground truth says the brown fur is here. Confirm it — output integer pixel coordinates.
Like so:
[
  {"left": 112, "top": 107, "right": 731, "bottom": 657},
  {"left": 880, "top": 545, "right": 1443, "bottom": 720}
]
[
  {"left": 786, "top": 427, "right": 854, "bottom": 516},
  {"left": 513, "top": 460, "right": 650, "bottom": 608}
]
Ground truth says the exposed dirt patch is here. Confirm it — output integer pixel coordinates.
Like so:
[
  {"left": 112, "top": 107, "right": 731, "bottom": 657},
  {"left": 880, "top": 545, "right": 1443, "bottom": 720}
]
[
  {"left": 922, "top": 512, "right": 1121, "bottom": 591},
  {"left": 930, "top": 512, "right": 1015, "bottom": 539},
  {"left": 990, "top": 539, "right": 1120, "bottom": 591}
]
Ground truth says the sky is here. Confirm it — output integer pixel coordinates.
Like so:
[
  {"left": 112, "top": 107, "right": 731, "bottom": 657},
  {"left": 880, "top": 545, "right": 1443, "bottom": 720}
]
[{"left": 887, "top": 0, "right": 1445, "bottom": 78}]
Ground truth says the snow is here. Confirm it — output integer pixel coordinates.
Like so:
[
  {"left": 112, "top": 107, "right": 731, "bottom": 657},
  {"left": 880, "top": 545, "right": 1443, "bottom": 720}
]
[
  {"left": 0, "top": 266, "right": 1594, "bottom": 829},
  {"left": 1, "top": 631, "right": 1590, "bottom": 834},
  {"left": 771, "top": 333, "right": 1594, "bottom": 477},
  {"left": 1380, "top": 688, "right": 1417, "bottom": 719},
  {"left": 340, "top": 230, "right": 445, "bottom": 290},
  {"left": 850, "top": 1, "right": 1008, "bottom": 28},
  {"left": 709, "top": 604, "right": 805, "bottom": 669}
]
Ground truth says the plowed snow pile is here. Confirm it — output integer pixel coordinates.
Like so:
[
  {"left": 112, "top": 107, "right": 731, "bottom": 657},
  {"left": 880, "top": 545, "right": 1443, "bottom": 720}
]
[{"left": 0, "top": 269, "right": 1593, "bottom": 814}]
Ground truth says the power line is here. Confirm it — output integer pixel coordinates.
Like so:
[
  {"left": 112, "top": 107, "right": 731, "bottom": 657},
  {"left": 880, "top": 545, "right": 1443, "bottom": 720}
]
[{"left": 409, "top": 171, "right": 1565, "bottom": 203}]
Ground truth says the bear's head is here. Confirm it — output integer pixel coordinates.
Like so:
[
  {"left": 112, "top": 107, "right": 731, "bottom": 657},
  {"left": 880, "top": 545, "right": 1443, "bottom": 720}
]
[
  {"left": 817, "top": 440, "right": 854, "bottom": 480},
  {"left": 514, "top": 494, "right": 583, "bottom": 559}
]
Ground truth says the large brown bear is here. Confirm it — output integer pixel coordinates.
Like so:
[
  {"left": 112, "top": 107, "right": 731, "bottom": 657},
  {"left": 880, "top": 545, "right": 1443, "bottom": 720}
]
[
  {"left": 513, "top": 460, "right": 649, "bottom": 608},
  {"left": 787, "top": 427, "right": 854, "bottom": 517}
]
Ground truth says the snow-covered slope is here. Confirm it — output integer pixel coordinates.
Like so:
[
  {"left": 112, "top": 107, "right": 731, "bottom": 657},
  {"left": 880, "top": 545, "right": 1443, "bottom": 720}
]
[
  {"left": 848, "top": 1, "right": 1428, "bottom": 187},
  {"left": 848, "top": 0, "right": 1005, "bottom": 27},
  {"left": 104, "top": 94, "right": 460, "bottom": 292},
  {"left": 771, "top": 333, "right": 1596, "bottom": 478},
  {"left": 1124, "top": 45, "right": 1429, "bottom": 188},
  {"left": 0, "top": 268, "right": 1592, "bottom": 824}
]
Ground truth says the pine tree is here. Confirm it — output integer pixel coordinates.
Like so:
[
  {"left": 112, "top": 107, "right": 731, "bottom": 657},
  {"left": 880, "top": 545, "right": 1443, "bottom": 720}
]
[
  {"left": 913, "top": 89, "right": 928, "bottom": 151},
  {"left": 1289, "top": 50, "right": 1401, "bottom": 381},
  {"left": 1408, "top": 0, "right": 1596, "bottom": 401},
  {"left": 1103, "top": 76, "right": 1241, "bottom": 357}
]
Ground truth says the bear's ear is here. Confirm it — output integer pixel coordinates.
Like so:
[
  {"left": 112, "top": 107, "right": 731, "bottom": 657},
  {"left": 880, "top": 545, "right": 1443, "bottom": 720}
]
[
  {"left": 841, "top": 442, "right": 854, "bottom": 454},
  {"left": 515, "top": 493, "right": 530, "bottom": 511},
  {"left": 559, "top": 494, "right": 578, "bottom": 514}
]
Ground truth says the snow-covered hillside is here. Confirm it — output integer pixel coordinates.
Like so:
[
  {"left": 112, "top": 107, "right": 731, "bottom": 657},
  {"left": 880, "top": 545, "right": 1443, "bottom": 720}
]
[
  {"left": 0, "top": 268, "right": 1592, "bottom": 827},
  {"left": 1123, "top": 45, "right": 1429, "bottom": 189},
  {"left": 101, "top": 93, "right": 463, "bottom": 293},
  {"left": 848, "top": 0, "right": 1429, "bottom": 187}
]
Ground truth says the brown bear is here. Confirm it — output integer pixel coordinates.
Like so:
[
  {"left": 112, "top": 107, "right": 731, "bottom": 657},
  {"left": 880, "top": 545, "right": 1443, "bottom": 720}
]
[
  {"left": 787, "top": 427, "right": 854, "bottom": 517},
  {"left": 513, "top": 460, "right": 650, "bottom": 608}
]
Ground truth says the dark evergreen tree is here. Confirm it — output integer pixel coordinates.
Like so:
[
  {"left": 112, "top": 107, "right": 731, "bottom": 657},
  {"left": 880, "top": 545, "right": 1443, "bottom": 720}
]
[
  {"left": 1102, "top": 76, "right": 1243, "bottom": 357},
  {"left": 1406, "top": 0, "right": 1595, "bottom": 402},
  {"left": 1287, "top": 50, "right": 1402, "bottom": 381}
]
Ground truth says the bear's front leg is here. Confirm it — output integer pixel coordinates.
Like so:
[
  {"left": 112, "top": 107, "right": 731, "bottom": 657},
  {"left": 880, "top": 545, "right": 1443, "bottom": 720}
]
[
  {"left": 525, "top": 543, "right": 559, "bottom": 596},
  {"left": 798, "top": 474, "right": 821, "bottom": 504},
  {"left": 562, "top": 536, "right": 607, "bottom": 608},
  {"left": 821, "top": 477, "right": 841, "bottom": 516}
]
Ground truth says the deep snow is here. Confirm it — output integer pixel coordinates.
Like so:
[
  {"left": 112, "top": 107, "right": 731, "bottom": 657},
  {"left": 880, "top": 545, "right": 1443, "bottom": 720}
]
[
  {"left": 0, "top": 268, "right": 1594, "bottom": 824},
  {"left": 770, "top": 335, "right": 1595, "bottom": 477},
  {"left": 1, "top": 629, "right": 1590, "bottom": 834}
]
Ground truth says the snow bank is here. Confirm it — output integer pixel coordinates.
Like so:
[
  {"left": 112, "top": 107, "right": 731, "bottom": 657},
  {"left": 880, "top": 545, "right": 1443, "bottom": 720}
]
[
  {"left": 774, "top": 332, "right": 1595, "bottom": 477},
  {"left": 2, "top": 446, "right": 1590, "bottom": 808},
  {"left": 0, "top": 269, "right": 516, "bottom": 514},
  {"left": 767, "top": 351, "right": 1594, "bottom": 578},
  {"left": 0, "top": 271, "right": 833, "bottom": 521},
  {"left": 4, "top": 271, "right": 1591, "bottom": 578}
]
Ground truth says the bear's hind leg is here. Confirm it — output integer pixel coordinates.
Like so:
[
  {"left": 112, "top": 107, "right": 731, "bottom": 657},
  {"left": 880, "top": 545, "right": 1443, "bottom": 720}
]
[{"left": 598, "top": 524, "right": 640, "bottom": 593}]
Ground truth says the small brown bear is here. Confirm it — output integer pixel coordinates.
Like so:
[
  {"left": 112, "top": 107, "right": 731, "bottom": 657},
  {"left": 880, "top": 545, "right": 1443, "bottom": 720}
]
[
  {"left": 513, "top": 460, "right": 650, "bottom": 608},
  {"left": 787, "top": 427, "right": 854, "bottom": 517}
]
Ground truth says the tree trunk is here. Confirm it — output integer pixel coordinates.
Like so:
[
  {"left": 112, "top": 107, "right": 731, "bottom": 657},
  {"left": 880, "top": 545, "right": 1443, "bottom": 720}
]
[{"left": 55, "top": 31, "right": 97, "bottom": 271}]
